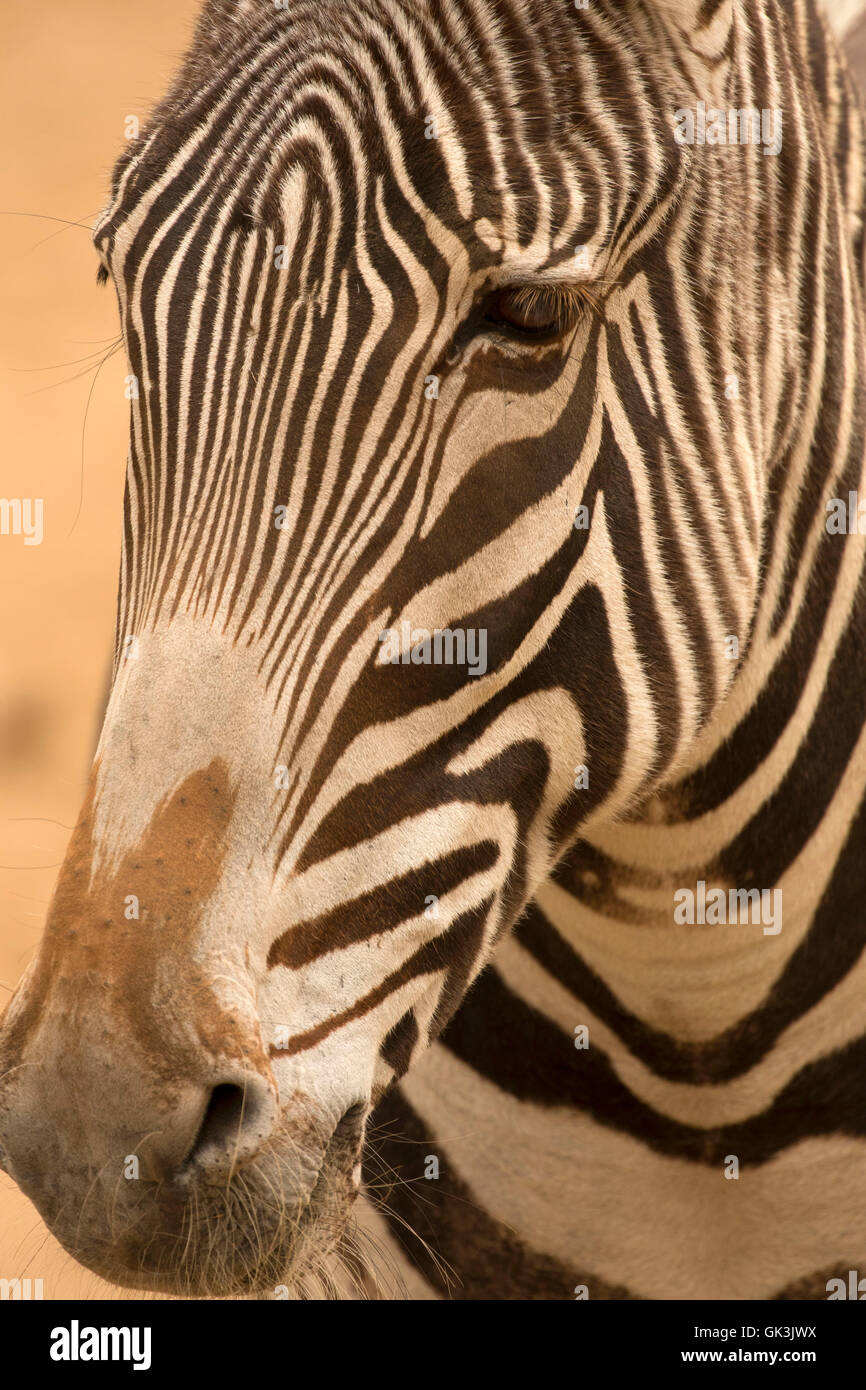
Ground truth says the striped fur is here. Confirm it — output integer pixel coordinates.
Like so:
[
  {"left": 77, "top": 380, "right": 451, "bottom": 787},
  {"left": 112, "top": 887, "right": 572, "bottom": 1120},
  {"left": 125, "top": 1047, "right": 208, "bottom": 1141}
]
[{"left": 1, "top": 0, "right": 865, "bottom": 1299}]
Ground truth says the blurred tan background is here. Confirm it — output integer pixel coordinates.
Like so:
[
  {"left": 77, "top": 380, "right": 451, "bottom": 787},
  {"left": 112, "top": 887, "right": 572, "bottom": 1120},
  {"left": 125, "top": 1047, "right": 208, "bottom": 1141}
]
[
  {"left": 1, "top": 0, "right": 865, "bottom": 1302},
  {"left": 0, "top": 0, "right": 200, "bottom": 1299}
]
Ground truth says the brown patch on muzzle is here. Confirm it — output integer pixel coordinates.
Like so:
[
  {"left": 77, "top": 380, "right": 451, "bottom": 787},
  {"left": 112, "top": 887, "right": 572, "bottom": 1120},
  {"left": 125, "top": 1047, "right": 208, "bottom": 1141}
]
[{"left": 2, "top": 757, "right": 267, "bottom": 1088}]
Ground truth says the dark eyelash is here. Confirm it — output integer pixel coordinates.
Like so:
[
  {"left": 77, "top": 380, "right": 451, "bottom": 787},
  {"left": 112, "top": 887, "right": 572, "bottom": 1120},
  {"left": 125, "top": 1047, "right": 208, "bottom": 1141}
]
[{"left": 480, "top": 282, "right": 601, "bottom": 343}]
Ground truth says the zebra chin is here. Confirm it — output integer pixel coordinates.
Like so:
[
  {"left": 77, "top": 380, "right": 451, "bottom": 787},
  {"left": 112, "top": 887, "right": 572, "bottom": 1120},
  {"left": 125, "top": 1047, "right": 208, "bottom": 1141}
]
[
  {"left": 94, "top": 1127, "right": 364, "bottom": 1299},
  {"left": 0, "top": 1090, "right": 369, "bottom": 1300}
]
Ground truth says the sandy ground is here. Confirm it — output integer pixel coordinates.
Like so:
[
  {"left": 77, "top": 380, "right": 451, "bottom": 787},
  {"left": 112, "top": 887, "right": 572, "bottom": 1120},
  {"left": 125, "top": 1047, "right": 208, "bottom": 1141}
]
[
  {"left": 0, "top": 0, "right": 200, "bottom": 1300},
  {"left": 1, "top": 0, "right": 865, "bottom": 1304}
]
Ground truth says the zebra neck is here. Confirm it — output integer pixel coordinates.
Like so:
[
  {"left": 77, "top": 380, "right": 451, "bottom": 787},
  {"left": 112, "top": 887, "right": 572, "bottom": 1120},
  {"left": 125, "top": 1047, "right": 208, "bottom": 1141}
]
[{"left": 533, "top": 536, "right": 866, "bottom": 1039}]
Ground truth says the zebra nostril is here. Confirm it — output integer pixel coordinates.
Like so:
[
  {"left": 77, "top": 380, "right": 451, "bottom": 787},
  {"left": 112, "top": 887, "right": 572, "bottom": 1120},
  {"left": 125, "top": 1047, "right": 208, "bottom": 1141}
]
[
  {"left": 180, "top": 1077, "right": 276, "bottom": 1185},
  {"left": 191, "top": 1083, "right": 248, "bottom": 1155}
]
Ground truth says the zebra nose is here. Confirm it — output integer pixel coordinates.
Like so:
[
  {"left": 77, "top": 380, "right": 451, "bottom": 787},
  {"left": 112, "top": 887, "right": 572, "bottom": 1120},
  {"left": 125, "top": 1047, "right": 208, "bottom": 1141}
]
[{"left": 147, "top": 1073, "right": 279, "bottom": 1185}]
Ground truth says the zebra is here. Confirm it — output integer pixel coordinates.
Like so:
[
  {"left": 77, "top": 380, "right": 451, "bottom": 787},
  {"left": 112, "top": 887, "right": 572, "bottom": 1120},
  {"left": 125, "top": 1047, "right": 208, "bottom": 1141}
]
[{"left": 1, "top": 0, "right": 865, "bottom": 1300}]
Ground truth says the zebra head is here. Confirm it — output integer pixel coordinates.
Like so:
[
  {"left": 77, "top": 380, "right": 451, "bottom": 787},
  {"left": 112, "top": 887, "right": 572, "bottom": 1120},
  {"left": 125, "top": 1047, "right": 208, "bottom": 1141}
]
[{"left": 0, "top": 0, "right": 786, "bottom": 1295}]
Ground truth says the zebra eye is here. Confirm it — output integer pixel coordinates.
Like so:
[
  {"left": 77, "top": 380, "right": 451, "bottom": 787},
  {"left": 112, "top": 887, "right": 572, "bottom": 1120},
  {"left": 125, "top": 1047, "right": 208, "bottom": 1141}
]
[{"left": 482, "top": 283, "right": 591, "bottom": 341}]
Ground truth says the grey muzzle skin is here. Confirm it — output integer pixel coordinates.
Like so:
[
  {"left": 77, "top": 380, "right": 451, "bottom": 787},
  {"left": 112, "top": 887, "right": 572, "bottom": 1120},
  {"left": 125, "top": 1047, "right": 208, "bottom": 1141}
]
[
  {"left": 0, "top": 1025, "right": 369, "bottom": 1295},
  {"left": 0, "top": 752, "right": 369, "bottom": 1295}
]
